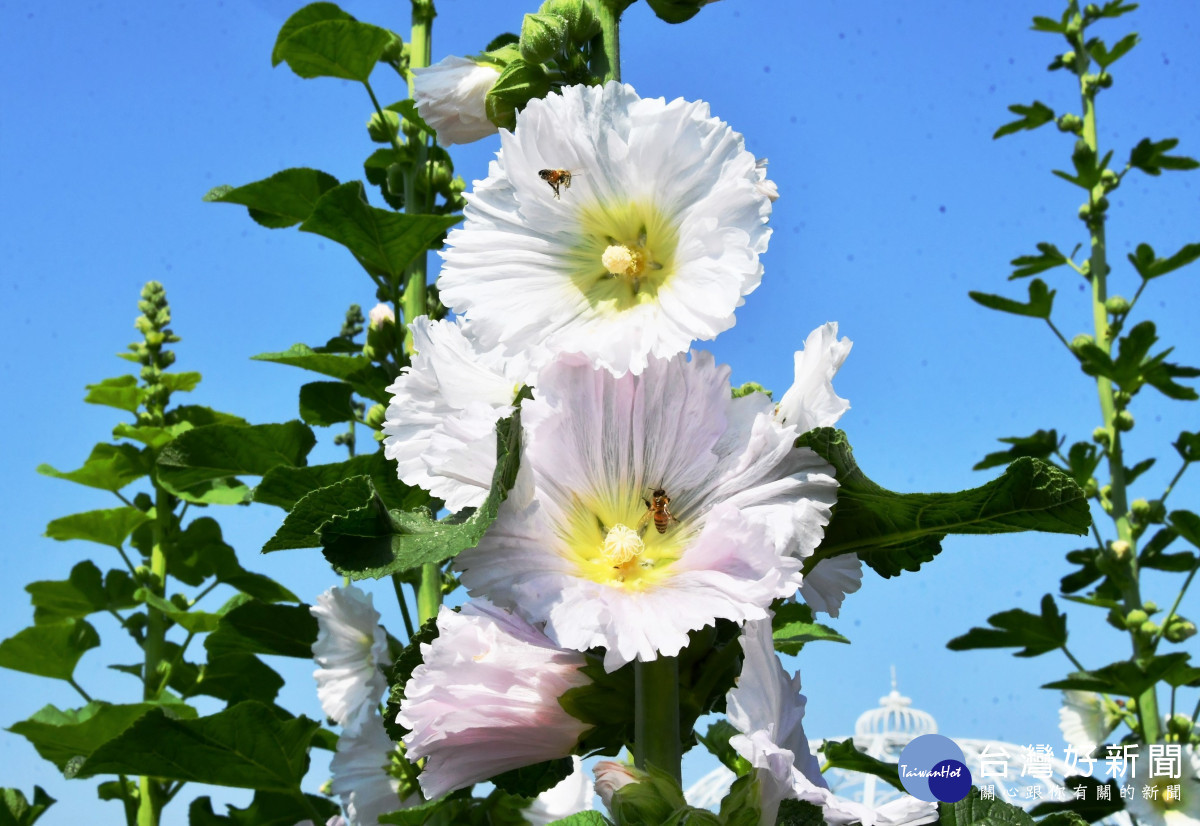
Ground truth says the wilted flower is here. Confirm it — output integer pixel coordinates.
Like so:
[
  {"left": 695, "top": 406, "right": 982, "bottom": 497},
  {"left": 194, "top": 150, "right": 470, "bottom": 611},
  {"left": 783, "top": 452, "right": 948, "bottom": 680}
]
[
  {"left": 412, "top": 55, "right": 501, "bottom": 145},
  {"left": 311, "top": 585, "right": 390, "bottom": 738},
  {"left": 329, "top": 714, "right": 409, "bottom": 826},
  {"left": 381, "top": 316, "right": 540, "bottom": 513},
  {"left": 438, "top": 82, "right": 774, "bottom": 376},
  {"left": 397, "top": 601, "right": 592, "bottom": 800},
  {"left": 524, "top": 756, "right": 595, "bottom": 825},
  {"left": 455, "top": 352, "right": 837, "bottom": 670}
]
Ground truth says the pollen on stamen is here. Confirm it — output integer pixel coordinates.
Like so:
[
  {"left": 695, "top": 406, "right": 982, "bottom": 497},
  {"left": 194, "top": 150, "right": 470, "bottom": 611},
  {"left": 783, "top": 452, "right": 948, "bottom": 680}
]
[
  {"left": 601, "top": 244, "right": 646, "bottom": 278},
  {"left": 601, "top": 523, "right": 645, "bottom": 566}
]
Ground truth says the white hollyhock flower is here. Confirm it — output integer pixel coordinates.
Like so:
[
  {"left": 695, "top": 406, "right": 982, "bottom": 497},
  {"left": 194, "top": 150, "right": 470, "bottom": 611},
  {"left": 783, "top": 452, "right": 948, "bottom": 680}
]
[
  {"left": 1058, "top": 690, "right": 1120, "bottom": 755},
  {"left": 329, "top": 714, "right": 408, "bottom": 826},
  {"left": 727, "top": 619, "right": 936, "bottom": 826},
  {"left": 1124, "top": 745, "right": 1200, "bottom": 826},
  {"left": 412, "top": 55, "right": 501, "bottom": 146},
  {"left": 455, "top": 352, "right": 837, "bottom": 670},
  {"left": 524, "top": 756, "right": 595, "bottom": 825},
  {"left": 382, "top": 316, "right": 539, "bottom": 513},
  {"left": 437, "top": 82, "right": 773, "bottom": 376},
  {"left": 397, "top": 601, "right": 592, "bottom": 800},
  {"left": 311, "top": 585, "right": 390, "bottom": 738}
]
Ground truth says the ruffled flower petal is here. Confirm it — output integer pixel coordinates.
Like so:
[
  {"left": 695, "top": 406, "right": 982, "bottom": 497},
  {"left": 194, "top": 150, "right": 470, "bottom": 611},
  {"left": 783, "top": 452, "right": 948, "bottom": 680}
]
[
  {"left": 329, "top": 714, "right": 408, "bottom": 826},
  {"left": 798, "top": 554, "right": 863, "bottom": 618},
  {"left": 412, "top": 56, "right": 501, "bottom": 146},
  {"left": 523, "top": 756, "right": 595, "bottom": 825},
  {"left": 1121, "top": 745, "right": 1200, "bottom": 826},
  {"left": 1058, "top": 690, "right": 1119, "bottom": 755},
  {"left": 774, "top": 322, "right": 853, "bottom": 433},
  {"left": 311, "top": 585, "right": 391, "bottom": 738}
]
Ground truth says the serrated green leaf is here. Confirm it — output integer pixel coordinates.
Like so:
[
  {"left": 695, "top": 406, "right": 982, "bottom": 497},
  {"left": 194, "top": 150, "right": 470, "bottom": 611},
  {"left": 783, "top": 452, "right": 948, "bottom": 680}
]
[
  {"left": 205, "top": 167, "right": 341, "bottom": 229},
  {"left": 299, "top": 182, "right": 461, "bottom": 281},
  {"left": 994, "top": 101, "right": 1055, "bottom": 139},
  {"left": 156, "top": 421, "right": 315, "bottom": 503},
  {"left": 939, "top": 788, "right": 1035, "bottom": 826},
  {"left": 0, "top": 619, "right": 100, "bottom": 681},
  {"left": 973, "top": 429, "right": 1060, "bottom": 471},
  {"left": 135, "top": 590, "right": 223, "bottom": 634},
  {"left": 1060, "top": 548, "right": 1104, "bottom": 594},
  {"left": 0, "top": 785, "right": 55, "bottom": 826},
  {"left": 256, "top": 450, "right": 429, "bottom": 514},
  {"left": 771, "top": 601, "right": 849, "bottom": 655},
  {"left": 204, "top": 600, "right": 317, "bottom": 659},
  {"left": 1129, "top": 137, "right": 1200, "bottom": 176},
  {"left": 798, "top": 429, "right": 1089, "bottom": 578},
  {"left": 37, "top": 443, "right": 148, "bottom": 491},
  {"left": 188, "top": 791, "right": 339, "bottom": 826},
  {"left": 1042, "top": 652, "right": 1191, "bottom": 696},
  {"left": 298, "top": 381, "right": 355, "bottom": 426},
  {"left": 252, "top": 343, "right": 393, "bottom": 404},
  {"left": 276, "top": 18, "right": 394, "bottom": 82},
  {"left": 969, "top": 278, "right": 1055, "bottom": 319},
  {"left": 166, "top": 516, "right": 298, "bottom": 602},
  {"left": 820, "top": 739, "right": 904, "bottom": 791},
  {"left": 44, "top": 506, "right": 150, "bottom": 549},
  {"left": 492, "top": 757, "right": 573, "bottom": 798},
  {"left": 1030, "top": 14, "right": 1068, "bottom": 33},
  {"left": 271, "top": 2, "right": 354, "bottom": 65},
  {"left": 83, "top": 375, "right": 141, "bottom": 413},
  {"left": 77, "top": 702, "right": 318, "bottom": 791},
  {"left": 1009, "top": 243, "right": 1069, "bottom": 280},
  {"left": 948, "top": 593, "right": 1067, "bottom": 657},
  {"left": 7, "top": 701, "right": 192, "bottom": 771}
]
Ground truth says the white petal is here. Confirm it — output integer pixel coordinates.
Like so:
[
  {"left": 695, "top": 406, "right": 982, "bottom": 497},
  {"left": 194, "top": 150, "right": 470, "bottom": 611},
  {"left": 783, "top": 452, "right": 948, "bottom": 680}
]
[
  {"left": 311, "top": 585, "right": 390, "bottom": 738},
  {"left": 798, "top": 554, "right": 863, "bottom": 617},
  {"left": 412, "top": 56, "right": 500, "bottom": 146},
  {"left": 524, "top": 756, "right": 595, "bottom": 825},
  {"left": 775, "top": 322, "right": 853, "bottom": 433},
  {"left": 329, "top": 715, "right": 408, "bottom": 826}
]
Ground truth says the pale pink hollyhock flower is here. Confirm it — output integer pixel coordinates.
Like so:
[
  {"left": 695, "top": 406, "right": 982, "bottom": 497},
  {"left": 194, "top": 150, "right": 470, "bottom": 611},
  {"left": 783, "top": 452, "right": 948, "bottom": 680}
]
[
  {"left": 455, "top": 351, "right": 837, "bottom": 671},
  {"left": 593, "top": 761, "right": 643, "bottom": 810},
  {"left": 311, "top": 585, "right": 390, "bottom": 738},
  {"left": 367, "top": 303, "right": 395, "bottom": 329},
  {"left": 329, "top": 714, "right": 410, "bottom": 826},
  {"left": 524, "top": 756, "right": 595, "bottom": 825},
  {"left": 412, "top": 56, "right": 501, "bottom": 145},
  {"left": 397, "top": 601, "right": 592, "bottom": 800}
]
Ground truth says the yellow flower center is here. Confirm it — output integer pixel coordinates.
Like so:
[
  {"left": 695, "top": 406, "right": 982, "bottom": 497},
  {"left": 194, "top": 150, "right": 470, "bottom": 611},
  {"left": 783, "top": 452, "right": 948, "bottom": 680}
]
[
  {"left": 558, "top": 493, "right": 687, "bottom": 589},
  {"left": 601, "top": 244, "right": 647, "bottom": 279},
  {"left": 601, "top": 524, "right": 644, "bottom": 565},
  {"left": 566, "top": 199, "right": 678, "bottom": 312}
]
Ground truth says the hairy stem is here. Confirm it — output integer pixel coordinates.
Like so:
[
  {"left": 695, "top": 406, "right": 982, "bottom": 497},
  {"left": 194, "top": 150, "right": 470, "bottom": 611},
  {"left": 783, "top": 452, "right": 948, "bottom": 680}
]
[
  {"left": 634, "top": 656, "right": 681, "bottom": 782},
  {"left": 590, "top": 1, "right": 622, "bottom": 83}
]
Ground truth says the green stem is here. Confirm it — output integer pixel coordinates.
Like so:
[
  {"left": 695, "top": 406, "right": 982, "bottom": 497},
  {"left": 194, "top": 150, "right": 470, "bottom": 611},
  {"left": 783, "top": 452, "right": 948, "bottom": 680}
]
[
  {"left": 1061, "top": 645, "right": 1087, "bottom": 673},
  {"left": 1160, "top": 461, "right": 1188, "bottom": 506},
  {"left": 590, "top": 1, "right": 622, "bottom": 83},
  {"left": 392, "top": 573, "right": 416, "bottom": 638},
  {"left": 1151, "top": 557, "right": 1200, "bottom": 648},
  {"left": 634, "top": 656, "right": 681, "bottom": 783},
  {"left": 68, "top": 677, "right": 93, "bottom": 702},
  {"left": 137, "top": 484, "right": 172, "bottom": 826},
  {"left": 118, "top": 775, "right": 136, "bottom": 826},
  {"left": 416, "top": 564, "right": 441, "bottom": 624},
  {"left": 1045, "top": 318, "right": 1072, "bottom": 351}
]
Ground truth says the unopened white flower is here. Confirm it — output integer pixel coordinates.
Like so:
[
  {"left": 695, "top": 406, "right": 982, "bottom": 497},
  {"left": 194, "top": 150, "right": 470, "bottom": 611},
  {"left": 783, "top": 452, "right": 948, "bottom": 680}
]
[
  {"left": 455, "top": 352, "right": 837, "bottom": 670},
  {"left": 397, "top": 601, "right": 592, "bottom": 800},
  {"left": 727, "top": 619, "right": 936, "bottom": 826},
  {"left": 311, "top": 585, "right": 390, "bottom": 738},
  {"left": 524, "top": 756, "right": 595, "bottom": 825},
  {"left": 438, "top": 82, "right": 773, "bottom": 376},
  {"left": 1058, "top": 690, "right": 1120, "bottom": 755},
  {"left": 1124, "top": 745, "right": 1200, "bottom": 826},
  {"left": 329, "top": 715, "right": 409, "bottom": 826},
  {"left": 755, "top": 158, "right": 779, "bottom": 202},
  {"left": 367, "top": 303, "right": 395, "bottom": 329},
  {"left": 594, "top": 761, "right": 643, "bottom": 810},
  {"left": 382, "top": 316, "right": 539, "bottom": 513},
  {"left": 412, "top": 55, "right": 501, "bottom": 145}
]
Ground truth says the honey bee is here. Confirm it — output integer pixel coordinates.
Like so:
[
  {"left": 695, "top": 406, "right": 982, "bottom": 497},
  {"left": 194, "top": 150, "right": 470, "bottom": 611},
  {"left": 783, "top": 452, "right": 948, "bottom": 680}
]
[
  {"left": 538, "top": 168, "right": 573, "bottom": 199},
  {"left": 637, "top": 488, "right": 678, "bottom": 535}
]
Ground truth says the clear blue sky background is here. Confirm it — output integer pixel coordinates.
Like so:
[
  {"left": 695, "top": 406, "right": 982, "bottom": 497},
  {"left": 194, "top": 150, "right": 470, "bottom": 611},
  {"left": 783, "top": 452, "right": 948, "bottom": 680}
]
[{"left": 1, "top": 1, "right": 1197, "bottom": 823}]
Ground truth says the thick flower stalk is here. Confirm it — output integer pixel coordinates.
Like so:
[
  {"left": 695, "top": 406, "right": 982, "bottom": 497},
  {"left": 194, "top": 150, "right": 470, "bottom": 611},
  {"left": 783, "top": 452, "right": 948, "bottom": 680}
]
[
  {"left": 311, "top": 585, "right": 391, "bottom": 737},
  {"left": 382, "top": 316, "right": 539, "bottom": 512},
  {"left": 397, "top": 601, "right": 593, "bottom": 800},
  {"left": 412, "top": 55, "right": 501, "bottom": 145},
  {"left": 437, "top": 82, "right": 774, "bottom": 376},
  {"left": 455, "top": 351, "right": 837, "bottom": 670}
]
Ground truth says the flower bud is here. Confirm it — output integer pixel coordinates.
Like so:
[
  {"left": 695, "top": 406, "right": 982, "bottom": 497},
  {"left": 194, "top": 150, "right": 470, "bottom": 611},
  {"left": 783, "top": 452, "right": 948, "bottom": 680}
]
[
  {"left": 367, "top": 109, "right": 401, "bottom": 143},
  {"left": 1167, "top": 712, "right": 1196, "bottom": 735},
  {"left": 1083, "top": 477, "right": 1099, "bottom": 497},
  {"left": 1078, "top": 202, "right": 1093, "bottom": 221},
  {"left": 412, "top": 56, "right": 502, "bottom": 146},
  {"left": 1061, "top": 50, "right": 1077, "bottom": 66},
  {"left": 1098, "top": 72, "right": 1113, "bottom": 88},
  {"left": 1131, "top": 498, "right": 1152, "bottom": 520},
  {"left": 1056, "top": 113, "right": 1083, "bottom": 133},
  {"left": 1072, "top": 333, "right": 1095, "bottom": 353},
  {"left": 1093, "top": 196, "right": 1109, "bottom": 213},
  {"left": 1114, "top": 390, "right": 1132, "bottom": 407},
  {"left": 539, "top": 0, "right": 600, "bottom": 46},
  {"left": 1164, "top": 616, "right": 1196, "bottom": 643},
  {"left": 1110, "top": 539, "right": 1130, "bottom": 561},
  {"left": 1115, "top": 410, "right": 1134, "bottom": 431},
  {"left": 1139, "top": 620, "right": 1158, "bottom": 636},
  {"left": 1142, "top": 601, "right": 1158, "bottom": 614},
  {"left": 368, "top": 303, "right": 395, "bottom": 329},
  {"left": 1125, "top": 608, "right": 1149, "bottom": 628},
  {"left": 593, "top": 761, "right": 643, "bottom": 810},
  {"left": 1092, "top": 426, "right": 1110, "bottom": 446},
  {"left": 365, "top": 403, "right": 387, "bottom": 429},
  {"left": 1101, "top": 169, "right": 1120, "bottom": 191},
  {"left": 520, "top": 12, "right": 568, "bottom": 64}
]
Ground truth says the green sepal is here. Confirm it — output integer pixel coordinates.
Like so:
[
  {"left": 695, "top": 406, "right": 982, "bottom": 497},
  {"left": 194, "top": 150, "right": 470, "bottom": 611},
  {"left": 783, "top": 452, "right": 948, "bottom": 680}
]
[
  {"left": 204, "top": 599, "right": 318, "bottom": 659},
  {"left": 1128, "top": 242, "right": 1200, "bottom": 281},
  {"left": 83, "top": 375, "right": 141, "bottom": 413},
  {"left": 1029, "top": 776, "right": 1122, "bottom": 823},
  {"left": 969, "top": 278, "right": 1055, "bottom": 319},
  {"left": 274, "top": 16, "right": 394, "bottom": 82},
  {"left": 27, "top": 561, "right": 138, "bottom": 624},
  {"left": 299, "top": 182, "right": 462, "bottom": 282},
  {"left": 608, "top": 763, "right": 687, "bottom": 825},
  {"left": 74, "top": 701, "right": 319, "bottom": 791},
  {"left": 485, "top": 60, "right": 552, "bottom": 130},
  {"left": 820, "top": 739, "right": 904, "bottom": 791},
  {"left": 0, "top": 786, "right": 55, "bottom": 826},
  {"left": 771, "top": 601, "right": 849, "bottom": 655},
  {"left": 993, "top": 101, "right": 1055, "bottom": 139},
  {"left": 644, "top": 0, "right": 705, "bottom": 24},
  {"left": 1041, "top": 651, "right": 1191, "bottom": 696},
  {"left": 0, "top": 619, "right": 100, "bottom": 681},
  {"left": 538, "top": 0, "right": 600, "bottom": 45},
  {"left": 732, "top": 381, "right": 771, "bottom": 399},
  {"left": 973, "top": 429, "right": 1060, "bottom": 471},
  {"left": 204, "top": 168, "right": 341, "bottom": 229},
  {"left": 947, "top": 593, "right": 1067, "bottom": 657},
  {"left": 939, "top": 787, "right": 1035, "bottom": 826},
  {"left": 253, "top": 343, "right": 394, "bottom": 404},
  {"left": 1129, "top": 137, "right": 1199, "bottom": 176},
  {"left": 44, "top": 506, "right": 151, "bottom": 549},
  {"left": 188, "top": 791, "right": 340, "bottom": 826},
  {"left": 797, "top": 429, "right": 1090, "bottom": 578},
  {"left": 1008, "top": 242, "right": 1070, "bottom": 280},
  {"left": 37, "top": 442, "right": 149, "bottom": 492},
  {"left": 716, "top": 770, "right": 762, "bottom": 826}
]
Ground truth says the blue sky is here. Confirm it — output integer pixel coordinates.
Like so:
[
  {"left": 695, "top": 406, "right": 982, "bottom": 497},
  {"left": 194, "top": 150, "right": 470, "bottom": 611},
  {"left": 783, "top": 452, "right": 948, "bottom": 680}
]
[{"left": 1, "top": 0, "right": 1197, "bottom": 822}]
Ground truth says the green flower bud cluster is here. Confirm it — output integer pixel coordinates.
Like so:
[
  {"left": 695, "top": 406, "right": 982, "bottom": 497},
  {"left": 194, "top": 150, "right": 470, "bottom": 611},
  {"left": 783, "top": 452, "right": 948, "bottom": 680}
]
[
  {"left": 129, "top": 281, "right": 182, "bottom": 425},
  {"left": 1164, "top": 616, "right": 1196, "bottom": 644}
]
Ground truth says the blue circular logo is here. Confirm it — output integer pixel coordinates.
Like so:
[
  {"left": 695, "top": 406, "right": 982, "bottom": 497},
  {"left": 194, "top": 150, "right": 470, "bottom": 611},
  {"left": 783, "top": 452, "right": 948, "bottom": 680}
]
[{"left": 898, "top": 734, "right": 972, "bottom": 802}]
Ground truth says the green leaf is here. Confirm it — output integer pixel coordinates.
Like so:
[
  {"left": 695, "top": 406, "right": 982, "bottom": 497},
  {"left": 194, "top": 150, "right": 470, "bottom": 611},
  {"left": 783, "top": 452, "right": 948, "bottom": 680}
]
[
  {"left": 644, "top": 0, "right": 704, "bottom": 24},
  {"left": 1129, "top": 137, "right": 1199, "bottom": 176},
  {"left": 256, "top": 450, "right": 429, "bottom": 513},
  {"left": 275, "top": 18, "right": 394, "bottom": 82},
  {"left": 320, "top": 395, "right": 526, "bottom": 579},
  {"left": 1030, "top": 776, "right": 1122, "bottom": 822},
  {"left": 7, "top": 701, "right": 190, "bottom": 771},
  {"left": 797, "top": 429, "right": 1090, "bottom": 578},
  {"left": 1093, "top": 2, "right": 1138, "bottom": 21},
  {"left": 1175, "top": 431, "right": 1200, "bottom": 463},
  {"left": 820, "top": 739, "right": 904, "bottom": 791},
  {"left": 44, "top": 506, "right": 151, "bottom": 549},
  {"left": 1042, "top": 652, "right": 1191, "bottom": 696},
  {"left": 0, "top": 786, "right": 54, "bottom": 826},
  {"left": 939, "top": 788, "right": 1034, "bottom": 826},
  {"left": 0, "top": 619, "right": 100, "bottom": 681},
  {"left": 1128, "top": 242, "right": 1200, "bottom": 280},
  {"left": 392, "top": 99, "right": 435, "bottom": 138},
  {"left": 1060, "top": 548, "right": 1104, "bottom": 593},
  {"left": 136, "top": 590, "right": 224, "bottom": 634},
  {"left": 994, "top": 101, "right": 1055, "bottom": 139},
  {"left": 157, "top": 421, "right": 315, "bottom": 504},
  {"left": 161, "top": 371, "right": 202, "bottom": 394},
  {"left": 166, "top": 516, "right": 298, "bottom": 602},
  {"left": 37, "top": 443, "right": 148, "bottom": 491},
  {"left": 191, "top": 652, "right": 285, "bottom": 705},
  {"left": 384, "top": 615, "right": 439, "bottom": 741},
  {"left": 83, "top": 375, "right": 141, "bottom": 413},
  {"left": 969, "top": 278, "right": 1055, "bottom": 319},
  {"left": 27, "top": 561, "right": 137, "bottom": 624},
  {"left": 771, "top": 601, "right": 850, "bottom": 655},
  {"left": 947, "top": 593, "right": 1067, "bottom": 657},
  {"left": 298, "top": 381, "right": 355, "bottom": 426},
  {"left": 1090, "top": 33, "right": 1139, "bottom": 68},
  {"left": 262, "top": 474, "right": 381, "bottom": 552},
  {"left": 1139, "top": 527, "right": 1195, "bottom": 572},
  {"left": 696, "top": 719, "right": 749, "bottom": 775},
  {"left": 1065, "top": 441, "right": 1101, "bottom": 487},
  {"left": 77, "top": 702, "right": 318, "bottom": 791},
  {"left": 271, "top": 2, "right": 353, "bottom": 65},
  {"left": 545, "top": 814, "right": 612, "bottom": 826},
  {"left": 299, "top": 182, "right": 462, "bottom": 281},
  {"left": 776, "top": 800, "right": 827, "bottom": 826},
  {"left": 188, "top": 791, "right": 339, "bottom": 826},
  {"left": 1009, "top": 243, "right": 1069, "bottom": 280},
  {"left": 1170, "top": 510, "right": 1200, "bottom": 549},
  {"left": 204, "top": 600, "right": 318, "bottom": 659},
  {"left": 205, "top": 168, "right": 341, "bottom": 229},
  {"left": 492, "top": 757, "right": 573, "bottom": 797},
  {"left": 252, "top": 343, "right": 393, "bottom": 404},
  {"left": 973, "top": 429, "right": 1060, "bottom": 471}
]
